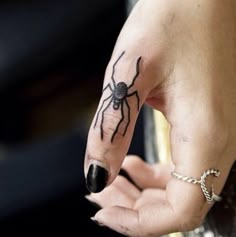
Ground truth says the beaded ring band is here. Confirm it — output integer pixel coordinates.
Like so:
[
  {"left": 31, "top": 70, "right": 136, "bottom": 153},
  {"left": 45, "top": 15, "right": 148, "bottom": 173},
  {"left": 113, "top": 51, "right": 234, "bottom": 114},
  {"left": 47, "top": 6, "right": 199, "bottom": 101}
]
[{"left": 171, "top": 169, "right": 222, "bottom": 204}]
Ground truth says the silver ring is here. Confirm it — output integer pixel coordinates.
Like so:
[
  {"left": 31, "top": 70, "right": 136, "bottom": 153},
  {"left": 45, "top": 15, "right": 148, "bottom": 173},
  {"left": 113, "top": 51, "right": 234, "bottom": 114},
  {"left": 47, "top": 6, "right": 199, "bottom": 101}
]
[{"left": 171, "top": 169, "right": 222, "bottom": 204}]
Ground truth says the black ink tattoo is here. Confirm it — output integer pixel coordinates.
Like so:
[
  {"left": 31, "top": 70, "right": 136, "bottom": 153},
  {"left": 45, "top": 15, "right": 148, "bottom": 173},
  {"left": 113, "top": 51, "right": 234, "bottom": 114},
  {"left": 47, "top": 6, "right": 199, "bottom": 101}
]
[{"left": 94, "top": 51, "right": 142, "bottom": 142}]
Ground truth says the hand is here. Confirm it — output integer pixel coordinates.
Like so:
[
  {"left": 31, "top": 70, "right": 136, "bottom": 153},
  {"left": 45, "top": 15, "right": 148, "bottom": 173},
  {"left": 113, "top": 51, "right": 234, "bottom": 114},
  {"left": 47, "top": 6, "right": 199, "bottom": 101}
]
[{"left": 84, "top": 0, "right": 236, "bottom": 236}]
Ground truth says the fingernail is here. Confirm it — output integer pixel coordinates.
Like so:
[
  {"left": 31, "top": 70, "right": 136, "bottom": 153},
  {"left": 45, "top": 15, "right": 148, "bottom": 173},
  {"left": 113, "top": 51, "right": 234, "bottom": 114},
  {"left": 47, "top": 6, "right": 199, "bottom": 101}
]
[
  {"left": 90, "top": 217, "right": 103, "bottom": 226},
  {"left": 90, "top": 217, "right": 106, "bottom": 227},
  {"left": 86, "top": 164, "right": 108, "bottom": 193}
]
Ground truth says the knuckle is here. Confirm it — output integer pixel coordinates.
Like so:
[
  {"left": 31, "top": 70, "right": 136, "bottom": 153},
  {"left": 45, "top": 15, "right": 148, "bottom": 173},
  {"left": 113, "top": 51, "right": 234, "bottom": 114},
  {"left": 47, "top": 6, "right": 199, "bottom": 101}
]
[
  {"left": 105, "top": 111, "right": 129, "bottom": 128},
  {"left": 94, "top": 109, "right": 130, "bottom": 142},
  {"left": 123, "top": 155, "right": 142, "bottom": 170}
]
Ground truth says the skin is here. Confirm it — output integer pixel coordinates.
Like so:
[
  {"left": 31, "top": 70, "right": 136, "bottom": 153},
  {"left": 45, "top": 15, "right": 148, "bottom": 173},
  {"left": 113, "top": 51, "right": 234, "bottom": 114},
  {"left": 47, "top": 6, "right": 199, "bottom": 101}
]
[{"left": 84, "top": 0, "right": 236, "bottom": 236}]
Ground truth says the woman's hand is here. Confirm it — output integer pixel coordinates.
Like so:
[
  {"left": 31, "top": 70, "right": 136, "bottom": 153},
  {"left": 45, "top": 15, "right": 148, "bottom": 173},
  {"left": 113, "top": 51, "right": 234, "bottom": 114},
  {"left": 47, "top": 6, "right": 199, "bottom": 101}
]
[{"left": 84, "top": 0, "right": 236, "bottom": 236}]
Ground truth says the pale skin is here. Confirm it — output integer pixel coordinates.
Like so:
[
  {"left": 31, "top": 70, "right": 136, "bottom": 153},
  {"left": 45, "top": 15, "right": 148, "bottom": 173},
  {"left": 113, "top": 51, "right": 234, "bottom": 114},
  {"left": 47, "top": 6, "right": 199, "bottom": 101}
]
[{"left": 84, "top": 0, "right": 236, "bottom": 236}]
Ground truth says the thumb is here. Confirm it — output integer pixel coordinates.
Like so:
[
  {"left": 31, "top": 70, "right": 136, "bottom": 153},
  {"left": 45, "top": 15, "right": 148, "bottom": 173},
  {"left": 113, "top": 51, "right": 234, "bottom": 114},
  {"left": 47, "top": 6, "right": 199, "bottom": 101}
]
[
  {"left": 83, "top": 0, "right": 172, "bottom": 193},
  {"left": 84, "top": 50, "right": 151, "bottom": 193}
]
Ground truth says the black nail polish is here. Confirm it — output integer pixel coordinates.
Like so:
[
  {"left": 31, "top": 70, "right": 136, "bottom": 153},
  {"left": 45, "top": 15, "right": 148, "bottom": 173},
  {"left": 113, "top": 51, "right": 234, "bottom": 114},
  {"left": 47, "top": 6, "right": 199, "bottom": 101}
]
[{"left": 86, "top": 164, "right": 108, "bottom": 193}]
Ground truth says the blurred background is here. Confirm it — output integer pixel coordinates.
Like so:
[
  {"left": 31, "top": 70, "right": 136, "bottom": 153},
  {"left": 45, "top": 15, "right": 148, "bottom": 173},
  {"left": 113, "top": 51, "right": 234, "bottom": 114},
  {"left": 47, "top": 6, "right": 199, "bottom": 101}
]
[
  {"left": 0, "top": 0, "right": 145, "bottom": 235},
  {"left": 1, "top": 1, "right": 235, "bottom": 236}
]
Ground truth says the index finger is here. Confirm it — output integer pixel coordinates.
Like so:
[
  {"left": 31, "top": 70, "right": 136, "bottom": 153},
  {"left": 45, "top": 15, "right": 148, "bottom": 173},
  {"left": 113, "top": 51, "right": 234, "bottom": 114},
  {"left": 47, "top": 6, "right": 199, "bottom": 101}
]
[{"left": 84, "top": 50, "right": 148, "bottom": 193}]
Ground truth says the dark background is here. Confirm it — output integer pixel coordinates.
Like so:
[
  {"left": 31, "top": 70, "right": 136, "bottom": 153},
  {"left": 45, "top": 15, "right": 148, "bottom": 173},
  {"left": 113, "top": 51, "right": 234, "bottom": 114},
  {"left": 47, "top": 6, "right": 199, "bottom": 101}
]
[
  {"left": 2, "top": 1, "right": 235, "bottom": 236},
  {"left": 0, "top": 0, "right": 145, "bottom": 235}
]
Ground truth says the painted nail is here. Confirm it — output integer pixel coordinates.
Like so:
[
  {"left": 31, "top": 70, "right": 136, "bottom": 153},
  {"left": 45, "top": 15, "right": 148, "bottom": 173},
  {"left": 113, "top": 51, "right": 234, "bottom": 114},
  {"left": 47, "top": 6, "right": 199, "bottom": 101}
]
[
  {"left": 86, "top": 164, "right": 108, "bottom": 193},
  {"left": 90, "top": 217, "right": 109, "bottom": 229}
]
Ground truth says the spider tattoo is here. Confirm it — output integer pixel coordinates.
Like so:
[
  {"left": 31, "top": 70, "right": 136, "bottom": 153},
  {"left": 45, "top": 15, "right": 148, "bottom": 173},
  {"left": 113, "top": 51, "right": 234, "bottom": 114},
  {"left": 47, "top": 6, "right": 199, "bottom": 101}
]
[{"left": 94, "top": 51, "right": 142, "bottom": 143}]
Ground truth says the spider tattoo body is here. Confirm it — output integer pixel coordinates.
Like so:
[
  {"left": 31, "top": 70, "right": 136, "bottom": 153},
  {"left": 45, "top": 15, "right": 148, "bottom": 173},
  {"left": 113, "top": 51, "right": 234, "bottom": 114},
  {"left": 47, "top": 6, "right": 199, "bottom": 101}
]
[{"left": 94, "top": 51, "right": 142, "bottom": 142}]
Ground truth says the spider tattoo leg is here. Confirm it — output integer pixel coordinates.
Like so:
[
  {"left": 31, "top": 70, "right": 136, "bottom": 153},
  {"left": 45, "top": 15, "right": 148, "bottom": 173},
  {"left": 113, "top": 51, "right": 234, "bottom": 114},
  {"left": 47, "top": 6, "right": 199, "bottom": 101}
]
[
  {"left": 127, "top": 91, "right": 140, "bottom": 111},
  {"left": 111, "top": 102, "right": 125, "bottom": 143},
  {"left": 123, "top": 99, "right": 131, "bottom": 136},
  {"left": 100, "top": 98, "right": 114, "bottom": 140},
  {"left": 128, "top": 56, "right": 142, "bottom": 89},
  {"left": 102, "top": 83, "right": 113, "bottom": 93},
  {"left": 111, "top": 51, "right": 125, "bottom": 87},
  {"left": 94, "top": 94, "right": 112, "bottom": 130},
  {"left": 94, "top": 51, "right": 142, "bottom": 142}
]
